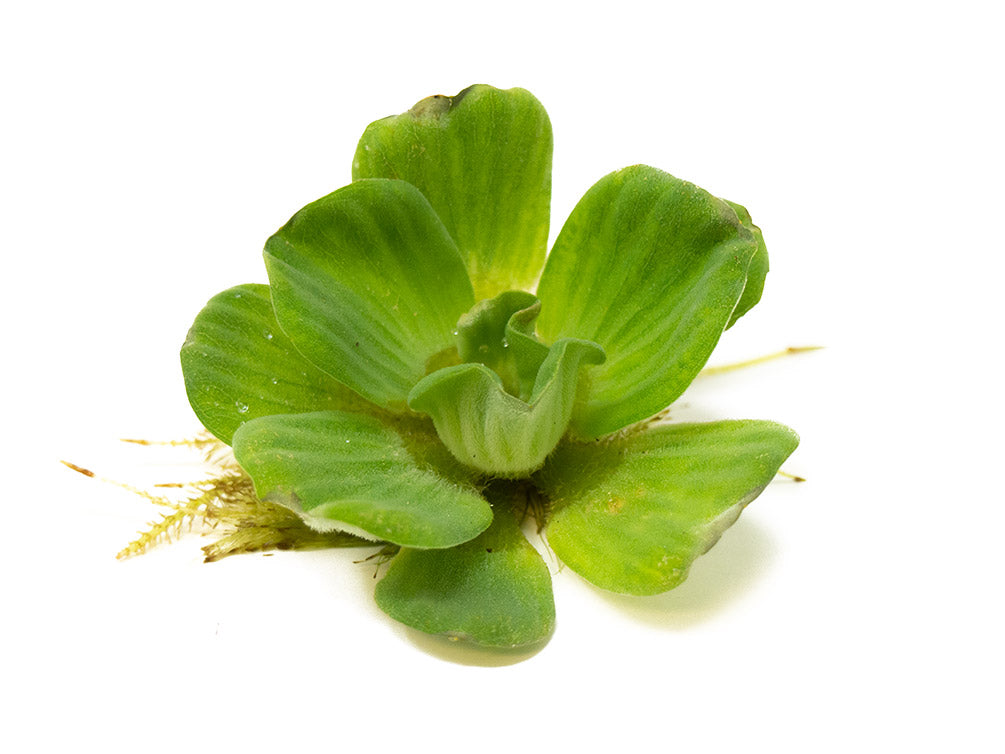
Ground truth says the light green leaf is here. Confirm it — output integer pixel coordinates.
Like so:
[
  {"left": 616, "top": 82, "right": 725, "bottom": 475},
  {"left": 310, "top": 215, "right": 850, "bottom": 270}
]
[
  {"left": 724, "top": 200, "right": 769, "bottom": 329},
  {"left": 180, "top": 284, "right": 374, "bottom": 445},
  {"left": 504, "top": 295, "right": 553, "bottom": 399},
  {"left": 454, "top": 290, "right": 550, "bottom": 400},
  {"left": 536, "top": 420, "right": 799, "bottom": 595},
  {"left": 536, "top": 165, "right": 758, "bottom": 438},
  {"left": 409, "top": 339, "right": 605, "bottom": 477},
  {"left": 375, "top": 502, "right": 555, "bottom": 648},
  {"left": 353, "top": 84, "right": 552, "bottom": 299},
  {"left": 264, "top": 179, "right": 474, "bottom": 411},
  {"left": 232, "top": 411, "right": 493, "bottom": 549}
]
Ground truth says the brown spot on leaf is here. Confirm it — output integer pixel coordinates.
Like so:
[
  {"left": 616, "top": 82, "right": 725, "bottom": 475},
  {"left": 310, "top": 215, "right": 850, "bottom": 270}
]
[{"left": 409, "top": 94, "right": 452, "bottom": 119}]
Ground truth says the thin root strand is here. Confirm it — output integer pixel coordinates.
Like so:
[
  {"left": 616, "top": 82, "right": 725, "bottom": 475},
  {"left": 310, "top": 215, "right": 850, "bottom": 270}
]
[
  {"left": 777, "top": 469, "right": 806, "bottom": 483},
  {"left": 700, "top": 345, "right": 823, "bottom": 376}
]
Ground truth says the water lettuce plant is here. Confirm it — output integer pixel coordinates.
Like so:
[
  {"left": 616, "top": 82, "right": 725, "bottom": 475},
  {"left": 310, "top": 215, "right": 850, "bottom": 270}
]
[{"left": 180, "top": 84, "right": 799, "bottom": 648}]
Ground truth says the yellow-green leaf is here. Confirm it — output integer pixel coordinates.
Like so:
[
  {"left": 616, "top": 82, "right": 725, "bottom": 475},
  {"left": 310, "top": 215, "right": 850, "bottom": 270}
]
[
  {"left": 232, "top": 411, "right": 492, "bottom": 549},
  {"left": 180, "top": 284, "right": 374, "bottom": 444},
  {"left": 536, "top": 420, "right": 799, "bottom": 595},
  {"left": 264, "top": 179, "right": 474, "bottom": 411},
  {"left": 375, "top": 504, "right": 555, "bottom": 648},
  {"left": 536, "top": 166, "right": 758, "bottom": 438},
  {"left": 353, "top": 85, "right": 552, "bottom": 299}
]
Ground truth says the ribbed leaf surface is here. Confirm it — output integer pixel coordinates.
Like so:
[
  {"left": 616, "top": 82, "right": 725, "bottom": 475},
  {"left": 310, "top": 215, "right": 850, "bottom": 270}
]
[
  {"left": 410, "top": 339, "right": 604, "bottom": 477},
  {"left": 536, "top": 420, "right": 799, "bottom": 595},
  {"left": 536, "top": 166, "right": 758, "bottom": 438},
  {"left": 375, "top": 505, "right": 555, "bottom": 648},
  {"left": 180, "top": 284, "right": 372, "bottom": 444},
  {"left": 353, "top": 84, "right": 552, "bottom": 298},
  {"left": 232, "top": 411, "right": 493, "bottom": 549},
  {"left": 264, "top": 179, "right": 474, "bottom": 410}
]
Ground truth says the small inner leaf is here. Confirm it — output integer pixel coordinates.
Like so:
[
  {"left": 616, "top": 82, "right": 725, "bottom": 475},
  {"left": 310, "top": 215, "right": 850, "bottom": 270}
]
[
  {"left": 409, "top": 338, "right": 605, "bottom": 477},
  {"left": 454, "top": 290, "right": 550, "bottom": 400},
  {"left": 232, "top": 411, "right": 493, "bottom": 549}
]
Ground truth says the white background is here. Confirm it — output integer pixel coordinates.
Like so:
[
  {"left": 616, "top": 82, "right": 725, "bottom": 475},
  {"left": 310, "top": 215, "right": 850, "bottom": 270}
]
[{"left": 3, "top": 1, "right": 1002, "bottom": 751}]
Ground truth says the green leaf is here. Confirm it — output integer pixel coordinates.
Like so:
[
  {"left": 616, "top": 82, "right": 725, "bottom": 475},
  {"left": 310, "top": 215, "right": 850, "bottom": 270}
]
[
  {"left": 724, "top": 200, "right": 769, "bottom": 329},
  {"left": 180, "top": 284, "right": 374, "bottom": 445},
  {"left": 454, "top": 290, "right": 550, "bottom": 400},
  {"left": 264, "top": 179, "right": 474, "bottom": 411},
  {"left": 232, "top": 411, "right": 493, "bottom": 549},
  {"left": 504, "top": 294, "right": 553, "bottom": 399},
  {"left": 375, "top": 501, "right": 555, "bottom": 648},
  {"left": 353, "top": 84, "right": 553, "bottom": 299},
  {"left": 536, "top": 165, "right": 759, "bottom": 438},
  {"left": 409, "top": 338, "right": 605, "bottom": 477},
  {"left": 535, "top": 420, "right": 799, "bottom": 596}
]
